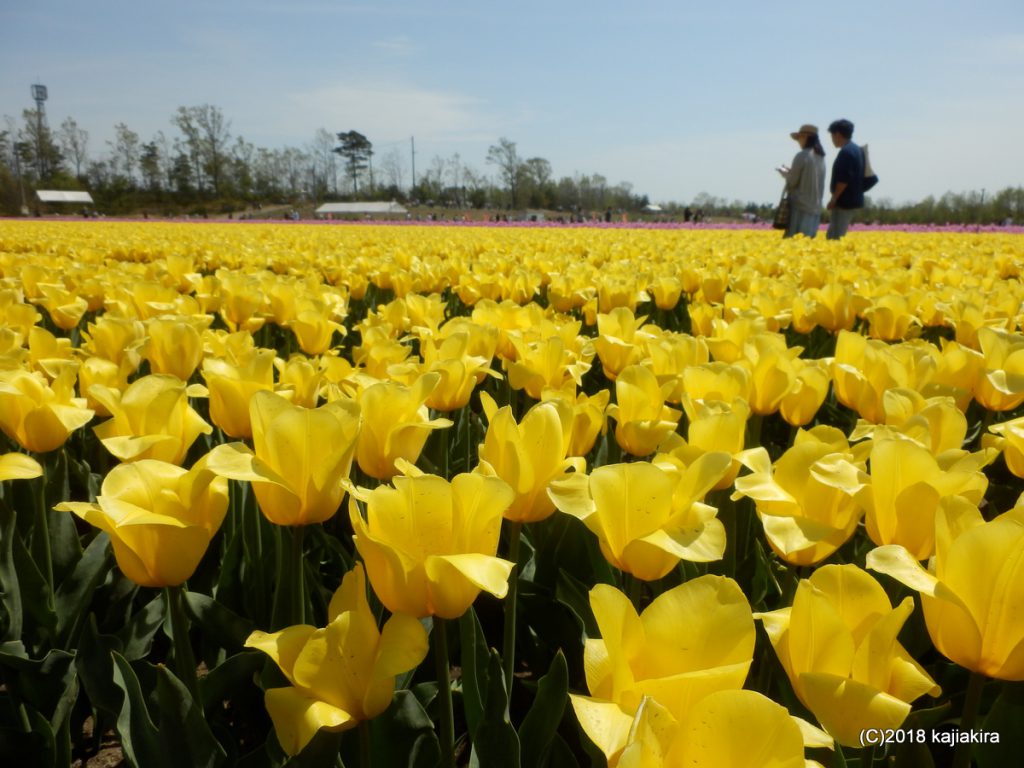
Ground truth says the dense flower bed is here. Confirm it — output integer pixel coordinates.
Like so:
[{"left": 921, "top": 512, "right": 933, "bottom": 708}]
[{"left": 1, "top": 219, "right": 1023, "bottom": 768}]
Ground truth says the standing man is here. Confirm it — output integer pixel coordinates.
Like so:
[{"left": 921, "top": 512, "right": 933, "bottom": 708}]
[{"left": 825, "top": 119, "right": 864, "bottom": 240}]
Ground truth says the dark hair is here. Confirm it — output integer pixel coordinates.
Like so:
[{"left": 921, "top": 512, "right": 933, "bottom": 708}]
[
  {"left": 803, "top": 133, "right": 826, "bottom": 156},
  {"left": 828, "top": 119, "right": 854, "bottom": 139}
]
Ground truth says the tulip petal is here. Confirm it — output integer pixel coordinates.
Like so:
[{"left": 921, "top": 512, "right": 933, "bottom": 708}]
[
  {"left": 570, "top": 694, "right": 635, "bottom": 763},
  {"left": 866, "top": 545, "right": 939, "bottom": 596},
  {"left": 375, "top": 612, "right": 429, "bottom": 679},
  {"left": 350, "top": 501, "right": 429, "bottom": 617},
  {"left": 0, "top": 453, "right": 43, "bottom": 480},
  {"left": 640, "top": 575, "right": 754, "bottom": 677},
  {"left": 588, "top": 584, "right": 645, "bottom": 698},
  {"left": 547, "top": 472, "right": 595, "bottom": 519},
  {"left": 675, "top": 689, "right": 806, "bottom": 768},
  {"left": 788, "top": 581, "right": 855, "bottom": 680},
  {"left": 798, "top": 673, "right": 911, "bottom": 748},
  {"left": 327, "top": 564, "right": 368, "bottom": 622},
  {"left": 264, "top": 686, "right": 356, "bottom": 756},
  {"left": 246, "top": 625, "right": 318, "bottom": 687},
  {"left": 423, "top": 553, "right": 514, "bottom": 618}
]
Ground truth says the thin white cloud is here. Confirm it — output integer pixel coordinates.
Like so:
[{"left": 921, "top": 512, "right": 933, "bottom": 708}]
[
  {"left": 372, "top": 36, "right": 417, "bottom": 56},
  {"left": 279, "top": 81, "right": 498, "bottom": 144}
]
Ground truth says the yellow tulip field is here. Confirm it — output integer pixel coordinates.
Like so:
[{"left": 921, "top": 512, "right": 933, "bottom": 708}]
[{"left": 2, "top": 219, "right": 1024, "bottom": 767}]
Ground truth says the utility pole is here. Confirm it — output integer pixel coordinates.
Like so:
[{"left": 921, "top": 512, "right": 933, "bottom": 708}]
[
  {"left": 410, "top": 136, "right": 416, "bottom": 194},
  {"left": 31, "top": 84, "right": 48, "bottom": 180}
]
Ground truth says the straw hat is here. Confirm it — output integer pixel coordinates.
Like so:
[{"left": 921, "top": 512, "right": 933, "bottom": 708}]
[{"left": 790, "top": 124, "right": 819, "bottom": 140}]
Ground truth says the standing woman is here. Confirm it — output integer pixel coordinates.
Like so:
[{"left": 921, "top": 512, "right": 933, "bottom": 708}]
[{"left": 777, "top": 124, "right": 826, "bottom": 238}]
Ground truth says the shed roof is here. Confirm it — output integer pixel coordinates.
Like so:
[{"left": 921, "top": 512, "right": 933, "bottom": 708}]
[
  {"left": 37, "top": 190, "right": 94, "bottom": 204},
  {"left": 315, "top": 201, "right": 408, "bottom": 215}
]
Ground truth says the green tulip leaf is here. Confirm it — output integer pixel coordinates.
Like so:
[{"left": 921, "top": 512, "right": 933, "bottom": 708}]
[
  {"left": 55, "top": 531, "right": 112, "bottom": 647},
  {"left": 518, "top": 650, "right": 568, "bottom": 768},
  {"left": 469, "top": 648, "right": 520, "bottom": 768}
]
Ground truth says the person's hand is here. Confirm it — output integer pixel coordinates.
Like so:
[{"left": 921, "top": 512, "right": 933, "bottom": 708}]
[
  {"left": 776, "top": 166, "right": 789, "bottom": 177},
  {"left": 826, "top": 199, "right": 836, "bottom": 211}
]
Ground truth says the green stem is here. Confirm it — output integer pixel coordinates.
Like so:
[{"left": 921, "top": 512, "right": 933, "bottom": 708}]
[
  {"left": 502, "top": 521, "right": 523, "bottom": 698},
  {"left": 861, "top": 743, "right": 876, "bottom": 766},
  {"left": 952, "top": 672, "right": 986, "bottom": 768},
  {"left": 272, "top": 525, "right": 307, "bottom": 629},
  {"left": 165, "top": 585, "right": 200, "bottom": 703},
  {"left": 32, "top": 463, "right": 55, "bottom": 611},
  {"left": 359, "top": 719, "right": 372, "bottom": 768},
  {"left": 433, "top": 618, "right": 455, "bottom": 768}
]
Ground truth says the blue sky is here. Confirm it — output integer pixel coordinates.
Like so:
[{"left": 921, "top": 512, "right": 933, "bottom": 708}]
[{"left": 2, "top": 0, "right": 1022, "bottom": 205}]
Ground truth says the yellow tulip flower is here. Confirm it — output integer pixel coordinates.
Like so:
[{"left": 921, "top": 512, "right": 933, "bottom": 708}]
[
  {"left": 541, "top": 386, "right": 610, "bottom": 457},
  {"left": 90, "top": 375, "right": 211, "bottom": 465},
  {"left": 0, "top": 367, "right": 94, "bottom": 453},
  {"left": 858, "top": 437, "right": 989, "bottom": 560},
  {"left": 607, "top": 364, "right": 681, "bottom": 457},
  {"left": 848, "top": 389, "right": 971, "bottom": 457},
  {"left": 207, "top": 390, "right": 360, "bottom": 526},
  {"left": 868, "top": 498, "right": 1024, "bottom": 680},
  {"left": 419, "top": 333, "right": 496, "bottom": 412},
  {"left": 617, "top": 692, "right": 831, "bottom": 768},
  {"left": 355, "top": 374, "right": 452, "bottom": 480},
  {"left": 864, "top": 295, "right": 921, "bottom": 341},
  {"left": 476, "top": 392, "right": 584, "bottom": 523},
  {"left": 0, "top": 452, "right": 43, "bottom": 481},
  {"left": 217, "top": 271, "right": 266, "bottom": 333},
  {"left": 142, "top": 317, "right": 207, "bottom": 382},
  {"left": 732, "top": 426, "right": 868, "bottom": 566},
  {"left": 669, "top": 397, "right": 750, "bottom": 490},
  {"left": 569, "top": 577, "right": 754, "bottom": 763},
  {"left": 201, "top": 348, "right": 276, "bottom": 438},
  {"left": 758, "top": 564, "right": 940, "bottom": 748},
  {"left": 290, "top": 302, "right": 344, "bottom": 356},
  {"left": 987, "top": 414, "right": 1024, "bottom": 477},
  {"left": 78, "top": 356, "right": 134, "bottom": 417},
  {"left": 779, "top": 358, "right": 831, "bottom": 427},
  {"left": 641, "top": 330, "right": 709, "bottom": 404},
  {"left": 680, "top": 362, "right": 751, "bottom": 407},
  {"left": 548, "top": 455, "right": 730, "bottom": 580},
  {"left": 705, "top": 314, "right": 767, "bottom": 364},
  {"left": 55, "top": 456, "right": 228, "bottom": 587},
  {"left": 506, "top": 335, "right": 592, "bottom": 400},
  {"left": 245, "top": 564, "right": 428, "bottom": 755},
  {"left": 349, "top": 472, "right": 515, "bottom": 618},
  {"left": 274, "top": 355, "right": 323, "bottom": 409},
  {"left": 975, "top": 327, "right": 1024, "bottom": 411},
  {"left": 740, "top": 334, "right": 801, "bottom": 416},
  {"left": 38, "top": 282, "right": 89, "bottom": 330},
  {"left": 593, "top": 307, "right": 649, "bottom": 380}
]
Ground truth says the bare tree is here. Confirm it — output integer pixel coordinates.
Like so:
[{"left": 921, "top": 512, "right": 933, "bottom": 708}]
[
  {"left": 308, "top": 128, "right": 338, "bottom": 198},
  {"left": 487, "top": 137, "right": 522, "bottom": 208},
  {"left": 59, "top": 117, "right": 89, "bottom": 178},
  {"left": 108, "top": 122, "right": 140, "bottom": 184},
  {"left": 379, "top": 147, "right": 406, "bottom": 192},
  {"left": 173, "top": 104, "right": 231, "bottom": 194}
]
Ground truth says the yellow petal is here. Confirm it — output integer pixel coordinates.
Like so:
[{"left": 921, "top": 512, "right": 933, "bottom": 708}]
[
  {"left": 570, "top": 694, "right": 635, "bottom": 763},
  {"left": 798, "top": 674, "right": 911, "bottom": 748},
  {"left": 264, "top": 686, "right": 356, "bottom": 756},
  {"left": 246, "top": 625, "right": 318, "bottom": 685},
  {"left": 675, "top": 689, "right": 805, "bottom": 768},
  {"left": 423, "top": 553, "right": 514, "bottom": 618},
  {"left": 0, "top": 453, "right": 43, "bottom": 481},
  {"left": 375, "top": 612, "right": 429, "bottom": 680}
]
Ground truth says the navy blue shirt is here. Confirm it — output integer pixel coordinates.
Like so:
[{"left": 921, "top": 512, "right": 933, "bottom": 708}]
[{"left": 830, "top": 142, "right": 865, "bottom": 209}]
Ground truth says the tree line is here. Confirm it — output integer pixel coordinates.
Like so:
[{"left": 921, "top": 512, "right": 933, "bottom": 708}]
[
  {"left": 0, "top": 105, "right": 649, "bottom": 217},
  {"left": 1, "top": 103, "right": 1021, "bottom": 224}
]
